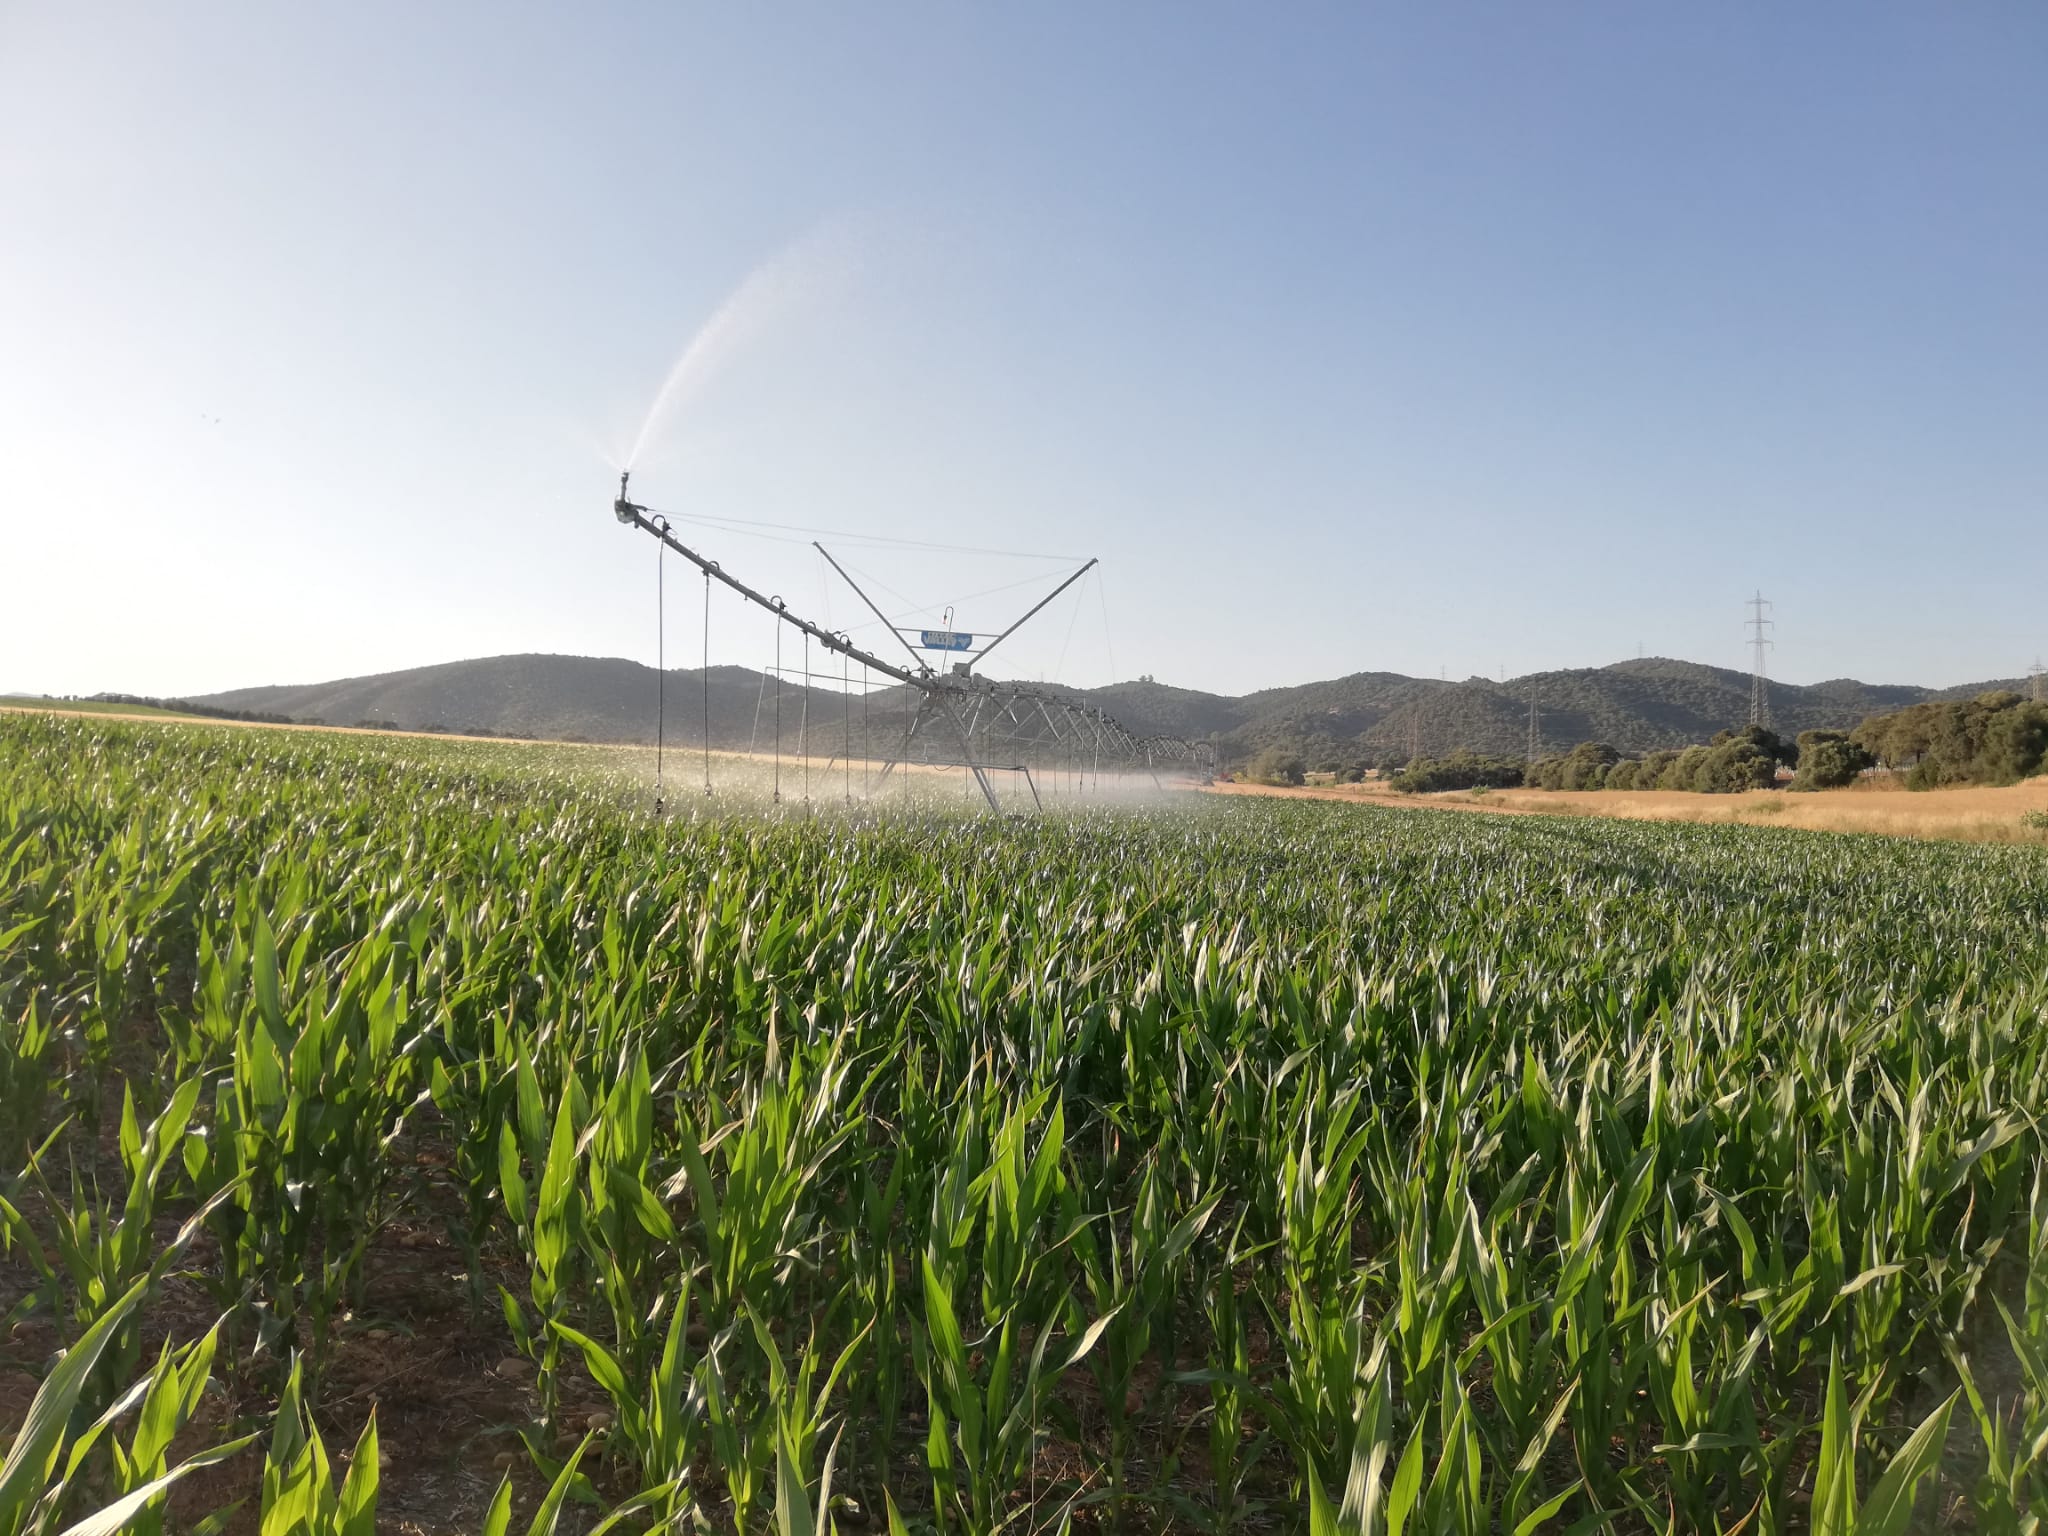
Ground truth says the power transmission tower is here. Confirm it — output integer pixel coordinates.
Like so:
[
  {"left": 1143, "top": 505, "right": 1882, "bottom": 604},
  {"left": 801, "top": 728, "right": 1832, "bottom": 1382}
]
[
  {"left": 2031, "top": 657, "right": 2045, "bottom": 704},
  {"left": 1746, "top": 592, "right": 1774, "bottom": 729},
  {"left": 1526, "top": 686, "right": 1540, "bottom": 763}
]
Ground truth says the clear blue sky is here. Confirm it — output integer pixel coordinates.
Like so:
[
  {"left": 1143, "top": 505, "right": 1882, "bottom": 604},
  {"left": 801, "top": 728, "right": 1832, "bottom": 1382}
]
[{"left": 4, "top": 4, "right": 2043, "bottom": 698}]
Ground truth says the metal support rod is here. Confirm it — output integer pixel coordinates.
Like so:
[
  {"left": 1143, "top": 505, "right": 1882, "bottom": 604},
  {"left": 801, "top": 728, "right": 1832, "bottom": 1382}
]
[
  {"left": 813, "top": 542, "right": 932, "bottom": 675},
  {"left": 970, "top": 558, "right": 1099, "bottom": 670},
  {"left": 654, "top": 530, "right": 665, "bottom": 813},
  {"left": 876, "top": 690, "right": 931, "bottom": 784},
  {"left": 936, "top": 695, "right": 1002, "bottom": 813},
  {"left": 617, "top": 486, "right": 918, "bottom": 686},
  {"left": 702, "top": 569, "right": 713, "bottom": 795}
]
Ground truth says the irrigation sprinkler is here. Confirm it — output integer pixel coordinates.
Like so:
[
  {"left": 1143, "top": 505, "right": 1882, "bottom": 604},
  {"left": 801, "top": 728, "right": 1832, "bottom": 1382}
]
[{"left": 611, "top": 474, "right": 1214, "bottom": 810}]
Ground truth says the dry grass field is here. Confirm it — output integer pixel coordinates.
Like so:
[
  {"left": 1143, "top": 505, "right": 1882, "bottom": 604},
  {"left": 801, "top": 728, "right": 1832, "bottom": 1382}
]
[{"left": 1211, "top": 772, "right": 2048, "bottom": 844}]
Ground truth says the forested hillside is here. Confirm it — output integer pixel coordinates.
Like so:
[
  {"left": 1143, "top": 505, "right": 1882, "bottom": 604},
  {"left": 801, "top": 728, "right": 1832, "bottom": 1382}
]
[{"left": 187, "top": 653, "right": 2028, "bottom": 763}]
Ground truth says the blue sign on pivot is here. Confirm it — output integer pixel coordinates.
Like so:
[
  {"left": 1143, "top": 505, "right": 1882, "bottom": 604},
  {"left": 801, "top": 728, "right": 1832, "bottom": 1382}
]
[{"left": 920, "top": 630, "right": 974, "bottom": 651}]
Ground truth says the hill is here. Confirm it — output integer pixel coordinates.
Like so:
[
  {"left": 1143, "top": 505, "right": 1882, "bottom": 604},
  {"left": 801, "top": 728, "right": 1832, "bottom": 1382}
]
[
  {"left": 188, "top": 653, "right": 2032, "bottom": 765},
  {"left": 193, "top": 654, "right": 871, "bottom": 748}
]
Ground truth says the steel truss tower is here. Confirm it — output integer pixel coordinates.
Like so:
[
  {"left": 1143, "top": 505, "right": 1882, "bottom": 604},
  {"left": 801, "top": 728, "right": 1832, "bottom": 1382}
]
[{"left": 1746, "top": 592, "right": 1774, "bottom": 729}]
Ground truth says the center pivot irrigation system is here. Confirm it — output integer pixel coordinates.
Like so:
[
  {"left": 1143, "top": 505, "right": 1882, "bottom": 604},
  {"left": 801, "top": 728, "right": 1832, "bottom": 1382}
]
[{"left": 611, "top": 474, "right": 1216, "bottom": 812}]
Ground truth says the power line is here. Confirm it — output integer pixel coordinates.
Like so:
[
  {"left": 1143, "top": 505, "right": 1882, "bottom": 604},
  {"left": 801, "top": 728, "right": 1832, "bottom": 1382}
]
[
  {"left": 833, "top": 558, "right": 1079, "bottom": 632},
  {"left": 636, "top": 502, "right": 1080, "bottom": 562}
]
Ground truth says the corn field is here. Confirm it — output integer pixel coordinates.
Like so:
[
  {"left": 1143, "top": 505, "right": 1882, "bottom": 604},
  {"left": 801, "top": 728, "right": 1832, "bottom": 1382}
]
[{"left": 5, "top": 712, "right": 2048, "bottom": 1534}]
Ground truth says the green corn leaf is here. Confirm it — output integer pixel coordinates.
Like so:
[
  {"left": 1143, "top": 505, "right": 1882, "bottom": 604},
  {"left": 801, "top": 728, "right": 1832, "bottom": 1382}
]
[
  {"left": 0, "top": 914, "right": 47, "bottom": 951},
  {"left": 0, "top": 1275, "right": 149, "bottom": 1530},
  {"left": 605, "top": 1168, "right": 676, "bottom": 1243},
  {"left": 1836, "top": 1264, "right": 1906, "bottom": 1299},
  {"left": 582, "top": 1480, "right": 691, "bottom": 1535},
  {"left": 1306, "top": 1462, "right": 1339, "bottom": 1536},
  {"left": 1854, "top": 1391, "right": 1956, "bottom": 1536},
  {"left": 336, "top": 1415, "right": 379, "bottom": 1536},
  {"left": 1512, "top": 1481, "right": 1581, "bottom": 1536},
  {"left": 499, "top": 1123, "right": 529, "bottom": 1228},
  {"left": 252, "top": 916, "right": 284, "bottom": 1040},
  {"left": 672, "top": 1117, "right": 725, "bottom": 1278},
  {"left": 1653, "top": 1432, "right": 1751, "bottom": 1454},
  {"left": 523, "top": 1433, "right": 593, "bottom": 1536},
  {"left": 1385, "top": 1417, "right": 1426, "bottom": 1536},
  {"left": 479, "top": 1475, "right": 514, "bottom": 1536},
  {"left": 1812, "top": 1351, "right": 1856, "bottom": 1536},
  {"left": 773, "top": 1420, "right": 815, "bottom": 1536},
  {"left": 52, "top": 1434, "right": 258, "bottom": 1536},
  {"left": 1062, "top": 1302, "right": 1124, "bottom": 1371},
  {"left": 533, "top": 1095, "right": 578, "bottom": 1282},
  {"left": 554, "top": 1322, "right": 630, "bottom": 1400}
]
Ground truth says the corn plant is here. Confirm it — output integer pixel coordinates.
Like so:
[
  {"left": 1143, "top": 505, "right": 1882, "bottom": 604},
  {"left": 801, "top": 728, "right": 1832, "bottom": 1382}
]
[
  {"left": 1067, "top": 1159, "right": 1218, "bottom": 1516},
  {"left": 252, "top": 1358, "right": 380, "bottom": 1536},
  {"left": 7, "top": 1081, "right": 202, "bottom": 1352},
  {"left": 0, "top": 1285, "right": 254, "bottom": 1536},
  {"left": 184, "top": 909, "right": 426, "bottom": 1378},
  {"left": 1807, "top": 1352, "right": 1957, "bottom": 1536},
  {"left": 8, "top": 714, "right": 2048, "bottom": 1530}
]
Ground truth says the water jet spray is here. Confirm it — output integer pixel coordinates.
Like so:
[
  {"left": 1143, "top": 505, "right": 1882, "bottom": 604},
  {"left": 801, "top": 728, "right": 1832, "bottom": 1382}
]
[{"left": 607, "top": 478, "right": 1214, "bottom": 811}]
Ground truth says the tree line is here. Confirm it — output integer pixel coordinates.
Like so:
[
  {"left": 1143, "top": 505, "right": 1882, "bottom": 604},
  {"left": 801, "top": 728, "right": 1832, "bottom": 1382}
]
[
  {"left": 1322, "top": 690, "right": 2048, "bottom": 796},
  {"left": 88, "top": 692, "right": 299, "bottom": 726},
  {"left": 1849, "top": 690, "right": 2048, "bottom": 787}
]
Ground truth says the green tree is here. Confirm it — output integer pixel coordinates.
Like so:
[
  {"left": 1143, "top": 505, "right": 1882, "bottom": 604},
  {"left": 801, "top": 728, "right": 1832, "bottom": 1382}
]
[
  {"left": 1980, "top": 701, "right": 2048, "bottom": 784},
  {"left": 1559, "top": 742, "right": 1621, "bottom": 791},
  {"left": 1391, "top": 752, "right": 1528, "bottom": 793},
  {"left": 1662, "top": 745, "right": 1711, "bottom": 790},
  {"left": 1636, "top": 749, "right": 1680, "bottom": 788},
  {"left": 1792, "top": 731, "right": 1875, "bottom": 791},
  {"left": 1694, "top": 737, "right": 1777, "bottom": 793},
  {"left": 1850, "top": 692, "right": 2048, "bottom": 787},
  {"left": 1722, "top": 724, "right": 1796, "bottom": 769}
]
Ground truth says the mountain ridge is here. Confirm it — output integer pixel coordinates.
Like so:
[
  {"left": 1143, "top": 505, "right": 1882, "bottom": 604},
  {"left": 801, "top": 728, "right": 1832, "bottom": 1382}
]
[{"left": 189, "top": 653, "right": 2035, "bottom": 765}]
